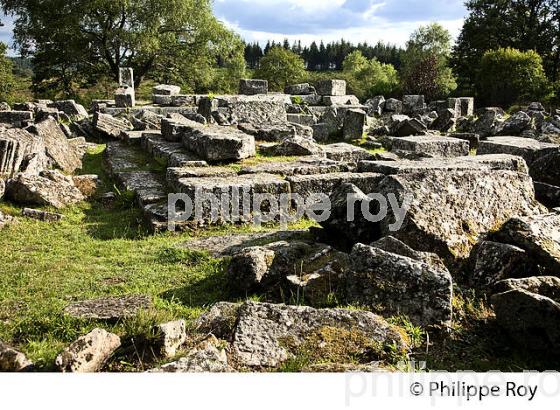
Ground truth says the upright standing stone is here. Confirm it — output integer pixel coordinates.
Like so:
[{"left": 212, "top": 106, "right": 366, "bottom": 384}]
[
  {"left": 116, "top": 68, "right": 135, "bottom": 108},
  {"left": 343, "top": 109, "right": 366, "bottom": 141},
  {"left": 119, "top": 68, "right": 134, "bottom": 88}
]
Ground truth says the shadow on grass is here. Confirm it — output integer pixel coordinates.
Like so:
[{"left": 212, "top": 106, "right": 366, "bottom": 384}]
[{"left": 158, "top": 259, "right": 233, "bottom": 308}]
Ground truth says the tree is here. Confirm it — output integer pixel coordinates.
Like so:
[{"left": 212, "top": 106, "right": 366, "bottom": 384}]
[
  {"left": 452, "top": 0, "right": 559, "bottom": 93},
  {"left": 401, "top": 23, "right": 457, "bottom": 99},
  {"left": 342, "top": 50, "right": 400, "bottom": 100},
  {"left": 0, "top": 42, "right": 15, "bottom": 103},
  {"left": 476, "top": 48, "right": 550, "bottom": 106},
  {"left": 1, "top": 0, "right": 245, "bottom": 96},
  {"left": 254, "top": 47, "right": 306, "bottom": 91}
]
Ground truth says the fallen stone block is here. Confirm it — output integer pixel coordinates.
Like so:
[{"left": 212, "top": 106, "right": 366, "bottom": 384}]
[
  {"left": 93, "top": 112, "right": 133, "bottom": 139},
  {"left": 153, "top": 84, "right": 181, "bottom": 96},
  {"left": 238, "top": 122, "right": 312, "bottom": 142},
  {"left": 530, "top": 150, "right": 560, "bottom": 186},
  {"left": 285, "top": 83, "right": 316, "bottom": 95},
  {"left": 492, "top": 277, "right": 560, "bottom": 350},
  {"left": 0, "top": 110, "right": 34, "bottom": 126},
  {"left": 287, "top": 172, "right": 384, "bottom": 198},
  {"left": 469, "top": 241, "right": 532, "bottom": 287},
  {"left": 180, "top": 121, "right": 256, "bottom": 162},
  {"left": 231, "top": 301, "right": 408, "bottom": 368},
  {"left": 535, "top": 182, "right": 560, "bottom": 208},
  {"left": 55, "top": 328, "right": 121, "bottom": 373},
  {"left": 448, "top": 132, "right": 480, "bottom": 149},
  {"left": 7, "top": 170, "right": 85, "bottom": 209},
  {"left": 47, "top": 100, "right": 88, "bottom": 120},
  {"left": 115, "top": 87, "right": 135, "bottom": 108},
  {"left": 394, "top": 118, "right": 428, "bottom": 137},
  {"left": 491, "top": 212, "right": 560, "bottom": 274},
  {"left": 494, "top": 111, "right": 532, "bottom": 136},
  {"left": 21, "top": 207, "right": 63, "bottom": 222},
  {"left": 240, "top": 158, "right": 349, "bottom": 177},
  {"left": 346, "top": 243, "right": 453, "bottom": 327},
  {"left": 239, "top": 79, "right": 268, "bottom": 95},
  {"left": 64, "top": 295, "right": 153, "bottom": 320},
  {"left": 0, "top": 340, "right": 34, "bottom": 372},
  {"left": 322, "top": 95, "right": 360, "bottom": 106},
  {"left": 287, "top": 113, "right": 316, "bottom": 127},
  {"left": 365, "top": 96, "right": 385, "bottom": 116},
  {"left": 402, "top": 95, "right": 426, "bottom": 116},
  {"left": 155, "top": 320, "right": 187, "bottom": 358},
  {"left": 316, "top": 79, "right": 347, "bottom": 96},
  {"left": 321, "top": 143, "right": 374, "bottom": 162},
  {"left": 384, "top": 98, "right": 402, "bottom": 113},
  {"left": 260, "top": 136, "right": 323, "bottom": 156},
  {"left": 0, "top": 128, "right": 47, "bottom": 177},
  {"left": 27, "top": 117, "right": 82, "bottom": 173},
  {"left": 343, "top": 109, "right": 366, "bottom": 141},
  {"left": 391, "top": 135, "right": 470, "bottom": 158}
]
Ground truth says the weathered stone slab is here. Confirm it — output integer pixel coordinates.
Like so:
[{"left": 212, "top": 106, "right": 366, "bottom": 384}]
[
  {"left": 180, "top": 121, "right": 256, "bottom": 162},
  {"left": 322, "top": 95, "right": 360, "bottom": 106},
  {"left": 287, "top": 172, "right": 384, "bottom": 197},
  {"left": 199, "top": 95, "right": 288, "bottom": 125},
  {"left": 115, "top": 87, "right": 135, "bottom": 108},
  {"left": 287, "top": 113, "right": 316, "bottom": 127},
  {"left": 153, "top": 84, "right": 181, "bottom": 96},
  {"left": 167, "top": 166, "right": 234, "bottom": 191},
  {"left": 492, "top": 277, "right": 560, "bottom": 350},
  {"left": 238, "top": 122, "right": 312, "bottom": 142},
  {"left": 0, "top": 128, "right": 47, "bottom": 177},
  {"left": 321, "top": 143, "right": 374, "bottom": 162},
  {"left": 491, "top": 212, "right": 560, "bottom": 274},
  {"left": 55, "top": 328, "right": 121, "bottom": 373},
  {"left": 469, "top": 241, "right": 531, "bottom": 286},
  {"left": 231, "top": 301, "right": 408, "bottom": 368},
  {"left": 7, "top": 170, "right": 85, "bottom": 209},
  {"left": 391, "top": 135, "right": 470, "bottom": 158},
  {"left": 478, "top": 137, "right": 559, "bottom": 166},
  {"left": 239, "top": 79, "right": 268, "bottom": 95},
  {"left": 347, "top": 243, "right": 453, "bottom": 327},
  {"left": 316, "top": 79, "right": 346, "bottom": 96},
  {"left": 240, "top": 157, "right": 349, "bottom": 177},
  {"left": 47, "top": 100, "right": 88, "bottom": 120},
  {"left": 93, "top": 112, "right": 133, "bottom": 139},
  {"left": 402, "top": 95, "right": 426, "bottom": 115},
  {"left": 115, "top": 171, "right": 167, "bottom": 205},
  {"left": 0, "top": 110, "right": 33, "bottom": 126},
  {"left": 343, "top": 109, "right": 366, "bottom": 141},
  {"left": 64, "top": 295, "right": 153, "bottom": 320},
  {"left": 27, "top": 117, "right": 82, "bottom": 173},
  {"left": 285, "top": 83, "right": 316, "bottom": 95}
]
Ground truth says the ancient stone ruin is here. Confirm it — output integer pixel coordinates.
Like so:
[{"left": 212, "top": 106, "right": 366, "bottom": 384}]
[{"left": 1, "top": 70, "right": 560, "bottom": 373}]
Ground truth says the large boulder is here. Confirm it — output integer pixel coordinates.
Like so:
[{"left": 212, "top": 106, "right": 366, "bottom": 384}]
[
  {"left": 321, "top": 169, "right": 543, "bottom": 261},
  {"left": 346, "top": 244, "right": 453, "bottom": 327},
  {"left": 55, "top": 328, "right": 121, "bottom": 372},
  {"left": 27, "top": 117, "right": 82, "bottom": 173},
  {"left": 495, "top": 111, "right": 532, "bottom": 135},
  {"left": 230, "top": 301, "right": 409, "bottom": 368},
  {"left": 6, "top": 170, "right": 85, "bottom": 208},
  {"left": 492, "top": 277, "right": 560, "bottom": 350},
  {"left": 491, "top": 212, "right": 560, "bottom": 274}
]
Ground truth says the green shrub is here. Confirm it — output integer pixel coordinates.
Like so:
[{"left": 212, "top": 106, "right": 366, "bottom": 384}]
[
  {"left": 0, "top": 42, "right": 15, "bottom": 103},
  {"left": 342, "top": 50, "right": 400, "bottom": 100},
  {"left": 476, "top": 48, "right": 551, "bottom": 107}
]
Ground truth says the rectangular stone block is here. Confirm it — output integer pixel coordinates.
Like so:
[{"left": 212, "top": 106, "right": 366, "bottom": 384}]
[
  {"left": 316, "top": 79, "right": 347, "bottom": 96},
  {"left": 391, "top": 136, "right": 470, "bottom": 158},
  {"left": 239, "top": 79, "right": 268, "bottom": 95},
  {"left": 153, "top": 85, "right": 181, "bottom": 96},
  {"left": 287, "top": 172, "right": 384, "bottom": 197},
  {"left": 322, "top": 95, "right": 360, "bottom": 106}
]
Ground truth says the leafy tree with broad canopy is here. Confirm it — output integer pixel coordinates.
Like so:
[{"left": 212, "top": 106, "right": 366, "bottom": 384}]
[
  {"left": 254, "top": 47, "right": 306, "bottom": 91},
  {"left": 401, "top": 23, "right": 457, "bottom": 100},
  {"left": 0, "top": 0, "right": 246, "bottom": 95},
  {"left": 342, "top": 50, "right": 400, "bottom": 100}
]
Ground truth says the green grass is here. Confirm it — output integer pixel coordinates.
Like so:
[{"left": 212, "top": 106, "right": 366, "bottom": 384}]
[{"left": 0, "top": 145, "right": 313, "bottom": 370}]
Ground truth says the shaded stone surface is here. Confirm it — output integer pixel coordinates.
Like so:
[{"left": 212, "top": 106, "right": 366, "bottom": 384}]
[
  {"left": 0, "top": 127, "right": 47, "bottom": 177},
  {"left": 239, "top": 79, "right": 268, "bottom": 95},
  {"left": 492, "top": 277, "right": 560, "bottom": 350},
  {"left": 391, "top": 135, "right": 469, "bottom": 158},
  {"left": 346, "top": 243, "right": 453, "bottom": 327}
]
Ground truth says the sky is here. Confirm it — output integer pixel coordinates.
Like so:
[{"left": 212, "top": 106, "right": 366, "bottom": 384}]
[{"left": 1, "top": 0, "right": 468, "bottom": 55}]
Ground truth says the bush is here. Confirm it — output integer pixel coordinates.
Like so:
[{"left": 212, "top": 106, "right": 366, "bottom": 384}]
[
  {"left": 476, "top": 48, "right": 551, "bottom": 107},
  {"left": 342, "top": 50, "right": 400, "bottom": 100},
  {"left": 255, "top": 47, "right": 306, "bottom": 91}
]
